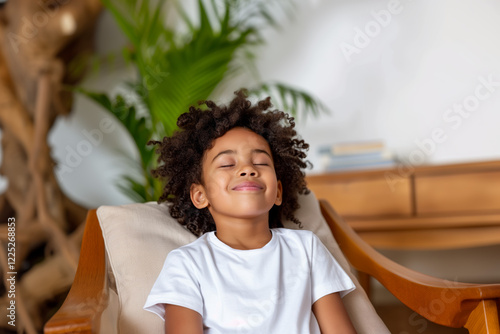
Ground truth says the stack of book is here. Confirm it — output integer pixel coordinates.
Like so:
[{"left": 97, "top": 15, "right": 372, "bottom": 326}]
[{"left": 318, "top": 141, "right": 396, "bottom": 172}]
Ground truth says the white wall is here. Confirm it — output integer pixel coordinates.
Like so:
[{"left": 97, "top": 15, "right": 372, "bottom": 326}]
[{"left": 257, "top": 0, "right": 500, "bottom": 172}]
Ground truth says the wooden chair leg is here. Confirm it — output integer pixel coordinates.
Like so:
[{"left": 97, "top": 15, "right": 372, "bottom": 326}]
[
  {"left": 357, "top": 271, "right": 371, "bottom": 299},
  {"left": 464, "top": 300, "right": 500, "bottom": 334}
]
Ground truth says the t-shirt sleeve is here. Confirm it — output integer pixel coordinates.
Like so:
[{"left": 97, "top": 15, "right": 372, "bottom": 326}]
[
  {"left": 309, "top": 233, "right": 355, "bottom": 303},
  {"left": 143, "top": 249, "right": 203, "bottom": 320}
]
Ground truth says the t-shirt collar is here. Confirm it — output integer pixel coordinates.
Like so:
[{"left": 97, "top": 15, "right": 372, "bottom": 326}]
[{"left": 207, "top": 229, "right": 277, "bottom": 253}]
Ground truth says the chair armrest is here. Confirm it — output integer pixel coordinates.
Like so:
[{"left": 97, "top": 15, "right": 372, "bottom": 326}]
[
  {"left": 44, "top": 210, "right": 109, "bottom": 334},
  {"left": 320, "top": 200, "right": 500, "bottom": 328}
]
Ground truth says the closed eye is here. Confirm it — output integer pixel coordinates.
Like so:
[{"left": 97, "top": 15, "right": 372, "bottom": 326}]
[{"left": 220, "top": 164, "right": 234, "bottom": 168}]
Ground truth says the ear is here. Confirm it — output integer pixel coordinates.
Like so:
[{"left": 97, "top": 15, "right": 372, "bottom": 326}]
[
  {"left": 190, "top": 183, "right": 209, "bottom": 209},
  {"left": 274, "top": 181, "right": 283, "bottom": 206}
]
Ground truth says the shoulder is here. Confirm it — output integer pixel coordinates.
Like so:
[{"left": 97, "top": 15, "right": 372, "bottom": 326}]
[
  {"left": 166, "top": 232, "right": 213, "bottom": 261},
  {"left": 273, "top": 228, "right": 317, "bottom": 241},
  {"left": 274, "top": 228, "right": 329, "bottom": 254},
  {"left": 273, "top": 228, "right": 320, "bottom": 248},
  {"left": 160, "top": 233, "right": 215, "bottom": 279}
]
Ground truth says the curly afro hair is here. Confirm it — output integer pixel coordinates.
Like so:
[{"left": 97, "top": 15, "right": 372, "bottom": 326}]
[{"left": 149, "top": 89, "right": 310, "bottom": 236}]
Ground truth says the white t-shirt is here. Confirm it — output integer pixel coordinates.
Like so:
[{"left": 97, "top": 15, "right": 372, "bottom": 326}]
[{"left": 144, "top": 228, "right": 355, "bottom": 333}]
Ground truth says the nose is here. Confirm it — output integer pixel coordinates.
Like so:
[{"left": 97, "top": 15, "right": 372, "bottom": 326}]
[{"left": 239, "top": 164, "right": 258, "bottom": 177}]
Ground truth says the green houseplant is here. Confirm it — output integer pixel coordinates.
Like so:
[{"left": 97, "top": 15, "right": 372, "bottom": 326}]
[{"left": 83, "top": 0, "right": 326, "bottom": 202}]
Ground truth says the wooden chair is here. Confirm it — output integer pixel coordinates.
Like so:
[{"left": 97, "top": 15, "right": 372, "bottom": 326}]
[
  {"left": 319, "top": 200, "right": 500, "bottom": 333},
  {"left": 44, "top": 200, "right": 500, "bottom": 333}
]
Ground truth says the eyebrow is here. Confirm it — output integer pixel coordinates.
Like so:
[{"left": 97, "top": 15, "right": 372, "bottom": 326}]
[{"left": 211, "top": 149, "right": 272, "bottom": 162}]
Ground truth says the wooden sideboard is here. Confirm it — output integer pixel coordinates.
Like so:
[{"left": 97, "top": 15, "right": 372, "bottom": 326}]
[{"left": 306, "top": 160, "right": 500, "bottom": 250}]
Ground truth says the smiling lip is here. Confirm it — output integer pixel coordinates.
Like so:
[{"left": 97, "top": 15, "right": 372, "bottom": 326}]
[{"left": 232, "top": 181, "right": 263, "bottom": 191}]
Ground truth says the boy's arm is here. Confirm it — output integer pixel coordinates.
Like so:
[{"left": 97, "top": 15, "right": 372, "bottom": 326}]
[
  {"left": 312, "top": 292, "right": 357, "bottom": 334},
  {"left": 164, "top": 304, "right": 203, "bottom": 334}
]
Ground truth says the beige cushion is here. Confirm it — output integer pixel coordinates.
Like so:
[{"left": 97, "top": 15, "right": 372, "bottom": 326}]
[{"left": 97, "top": 191, "right": 389, "bottom": 334}]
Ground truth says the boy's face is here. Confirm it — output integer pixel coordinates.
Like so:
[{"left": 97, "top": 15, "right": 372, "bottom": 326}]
[{"left": 190, "top": 127, "right": 282, "bottom": 225}]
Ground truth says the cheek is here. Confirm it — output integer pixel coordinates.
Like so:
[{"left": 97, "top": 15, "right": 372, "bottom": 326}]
[
  {"left": 204, "top": 175, "right": 228, "bottom": 197},
  {"left": 271, "top": 183, "right": 279, "bottom": 198},
  {"left": 266, "top": 178, "right": 279, "bottom": 196}
]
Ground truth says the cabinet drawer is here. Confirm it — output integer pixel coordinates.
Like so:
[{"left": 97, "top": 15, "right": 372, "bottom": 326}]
[
  {"left": 416, "top": 170, "right": 500, "bottom": 214},
  {"left": 307, "top": 175, "right": 412, "bottom": 217}
]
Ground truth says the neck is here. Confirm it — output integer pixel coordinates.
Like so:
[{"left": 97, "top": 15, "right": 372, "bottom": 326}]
[{"left": 214, "top": 216, "right": 272, "bottom": 250}]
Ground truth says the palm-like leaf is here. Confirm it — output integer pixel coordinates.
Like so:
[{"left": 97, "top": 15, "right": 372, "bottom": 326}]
[
  {"left": 78, "top": 89, "right": 159, "bottom": 201},
  {"left": 249, "top": 82, "right": 329, "bottom": 121}
]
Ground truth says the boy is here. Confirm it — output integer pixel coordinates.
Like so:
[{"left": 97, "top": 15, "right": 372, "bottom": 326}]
[{"left": 144, "top": 90, "right": 357, "bottom": 333}]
